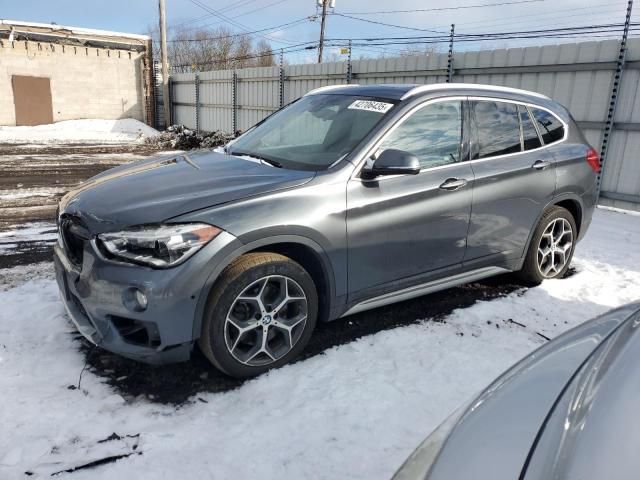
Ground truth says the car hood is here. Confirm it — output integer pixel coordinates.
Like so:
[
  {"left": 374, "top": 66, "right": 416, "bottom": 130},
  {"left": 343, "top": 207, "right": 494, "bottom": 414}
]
[
  {"left": 394, "top": 302, "right": 640, "bottom": 480},
  {"left": 58, "top": 151, "right": 315, "bottom": 233}
]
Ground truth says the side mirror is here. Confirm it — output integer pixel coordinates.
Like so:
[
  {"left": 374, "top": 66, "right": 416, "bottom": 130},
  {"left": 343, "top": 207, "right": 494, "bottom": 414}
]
[{"left": 362, "top": 149, "right": 421, "bottom": 179}]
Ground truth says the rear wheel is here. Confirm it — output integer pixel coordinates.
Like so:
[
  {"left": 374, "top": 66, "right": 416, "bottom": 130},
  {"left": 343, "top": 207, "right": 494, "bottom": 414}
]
[
  {"left": 198, "top": 252, "right": 318, "bottom": 378},
  {"left": 518, "top": 206, "right": 577, "bottom": 285}
]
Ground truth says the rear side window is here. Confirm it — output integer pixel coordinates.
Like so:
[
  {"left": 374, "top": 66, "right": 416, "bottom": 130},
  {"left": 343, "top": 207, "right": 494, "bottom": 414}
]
[
  {"left": 519, "top": 105, "right": 542, "bottom": 150},
  {"left": 530, "top": 108, "right": 565, "bottom": 144},
  {"left": 379, "top": 100, "right": 462, "bottom": 169},
  {"left": 472, "top": 101, "right": 521, "bottom": 159}
]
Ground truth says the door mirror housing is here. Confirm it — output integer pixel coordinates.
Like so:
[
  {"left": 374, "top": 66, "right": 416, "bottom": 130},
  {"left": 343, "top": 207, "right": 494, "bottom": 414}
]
[{"left": 363, "top": 149, "right": 421, "bottom": 179}]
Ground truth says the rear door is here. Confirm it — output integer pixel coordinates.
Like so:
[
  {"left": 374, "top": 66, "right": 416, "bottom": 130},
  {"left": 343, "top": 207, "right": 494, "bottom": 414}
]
[
  {"left": 346, "top": 98, "right": 473, "bottom": 300},
  {"left": 464, "top": 99, "right": 556, "bottom": 265}
]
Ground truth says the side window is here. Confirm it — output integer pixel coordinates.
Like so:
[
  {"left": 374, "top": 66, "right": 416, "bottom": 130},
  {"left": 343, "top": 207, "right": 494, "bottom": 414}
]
[
  {"left": 519, "top": 105, "right": 542, "bottom": 150},
  {"left": 472, "top": 101, "right": 521, "bottom": 159},
  {"left": 530, "top": 108, "right": 565, "bottom": 144},
  {"left": 378, "top": 101, "right": 462, "bottom": 169}
]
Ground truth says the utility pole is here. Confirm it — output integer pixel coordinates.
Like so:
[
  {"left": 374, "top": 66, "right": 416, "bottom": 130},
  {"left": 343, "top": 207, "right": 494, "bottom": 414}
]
[
  {"left": 159, "top": 0, "right": 171, "bottom": 128},
  {"left": 317, "top": 0, "right": 328, "bottom": 63}
]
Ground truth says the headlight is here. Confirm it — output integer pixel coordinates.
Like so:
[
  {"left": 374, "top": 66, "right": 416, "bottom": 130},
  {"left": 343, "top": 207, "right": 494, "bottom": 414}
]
[{"left": 97, "top": 223, "right": 221, "bottom": 268}]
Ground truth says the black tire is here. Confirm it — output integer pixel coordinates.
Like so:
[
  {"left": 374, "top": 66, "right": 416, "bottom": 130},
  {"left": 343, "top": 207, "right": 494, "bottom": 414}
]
[
  {"left": 198, "top": 252, "right": 318, "bottom": 378},
  {"left": 518, "top": 205, "right": 577, "bottom": 285}
]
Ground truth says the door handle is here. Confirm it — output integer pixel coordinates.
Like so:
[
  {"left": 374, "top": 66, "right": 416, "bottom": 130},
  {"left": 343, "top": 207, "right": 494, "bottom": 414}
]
[
  {"left": 439, "top": 177, "right": 468, "bottom": 191},
  {"left": 532, "top": 160, "right": 551, "bottom": 170}
]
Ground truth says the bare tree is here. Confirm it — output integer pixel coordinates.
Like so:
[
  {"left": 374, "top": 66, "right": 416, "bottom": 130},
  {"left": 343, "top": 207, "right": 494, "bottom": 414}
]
[
  {"left": 232, "top": 34, "right": 254, "bottom": 69},
  {"left": 397, "top": 45, "right": 441, "bottom": 57},
  {"left": 255, "top": 39, "right": 276, "bottom": 67},
  {"left": 147, "top": 23, "right": 276, "bottom": 72}
]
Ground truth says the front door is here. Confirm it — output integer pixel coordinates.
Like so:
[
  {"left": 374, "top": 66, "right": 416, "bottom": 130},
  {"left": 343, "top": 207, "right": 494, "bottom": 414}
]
[{"left": 346, "top": 99, "right": 473, "bottom": 301}]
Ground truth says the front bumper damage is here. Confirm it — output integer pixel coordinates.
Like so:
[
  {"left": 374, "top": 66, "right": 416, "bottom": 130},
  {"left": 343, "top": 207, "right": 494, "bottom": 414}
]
[{"left": 53, "top": 230, "right": 239, "bottom": 365}]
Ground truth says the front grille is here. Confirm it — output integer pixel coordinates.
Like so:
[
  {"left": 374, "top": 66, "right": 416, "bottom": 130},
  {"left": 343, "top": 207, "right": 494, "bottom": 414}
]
[{"left": 60, "top": 216, "right": 89, "bottom": 266}]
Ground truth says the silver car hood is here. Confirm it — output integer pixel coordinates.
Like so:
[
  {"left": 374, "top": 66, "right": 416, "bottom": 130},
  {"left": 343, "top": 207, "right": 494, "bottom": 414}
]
[
  {"left": 523, "top": 303, "right": 640, "bottom": 480},
  {"left": 396, "top": 302, "right": 640, "bottom": 480}
]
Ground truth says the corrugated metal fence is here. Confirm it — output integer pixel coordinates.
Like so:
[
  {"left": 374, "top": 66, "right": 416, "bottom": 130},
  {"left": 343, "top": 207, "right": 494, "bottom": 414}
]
[{"left": 170, "top": 38, "right": 640, "bottom": 211}]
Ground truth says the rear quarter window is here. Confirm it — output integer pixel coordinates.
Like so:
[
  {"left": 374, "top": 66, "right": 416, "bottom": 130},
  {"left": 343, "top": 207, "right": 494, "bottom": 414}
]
[{"left": 530, "top": 108, "right": 565, "bottom": 144}]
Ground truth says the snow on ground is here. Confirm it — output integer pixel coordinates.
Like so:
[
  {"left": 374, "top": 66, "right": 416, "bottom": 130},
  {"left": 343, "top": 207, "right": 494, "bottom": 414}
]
[
  {"left": 0, "top": 208, "right": 639, "bottom": 479},
  {"left": 0, "top": 188, "right": 66, "bottom": 201},
  {"left": 0, "top": 119, "right": 158, "bottom": 145},
  {"left": 0, "top": 222, "right": 57, "bottom": 254}
]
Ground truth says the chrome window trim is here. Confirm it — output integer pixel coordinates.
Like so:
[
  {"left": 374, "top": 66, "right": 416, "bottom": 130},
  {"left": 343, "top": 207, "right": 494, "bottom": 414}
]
[
  {"left": 351, "top": 95, "right": 568, "bottom": 182},
  {"left": 467, "top": 96, "right": 569, "bottom": 161}
]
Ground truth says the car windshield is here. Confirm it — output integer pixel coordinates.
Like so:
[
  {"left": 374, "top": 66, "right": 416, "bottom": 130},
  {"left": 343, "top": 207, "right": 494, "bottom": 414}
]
[{"left": 228, "top": 94, "right": 397, "bottom": 171}]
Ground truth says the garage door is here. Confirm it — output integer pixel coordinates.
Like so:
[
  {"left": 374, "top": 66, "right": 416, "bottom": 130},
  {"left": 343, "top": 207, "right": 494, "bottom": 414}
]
[{"left": 12, "top": 75, "right": 54, "bottom": 126}]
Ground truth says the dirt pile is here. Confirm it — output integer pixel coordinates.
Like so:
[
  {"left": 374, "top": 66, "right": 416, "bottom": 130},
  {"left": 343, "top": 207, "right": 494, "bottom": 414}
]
[{"left": 146, "top": 125, "right": 238, "bottom": 150}]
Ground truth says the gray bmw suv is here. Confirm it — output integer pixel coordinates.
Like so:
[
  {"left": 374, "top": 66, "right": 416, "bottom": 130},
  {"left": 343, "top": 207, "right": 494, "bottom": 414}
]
[{"left": 54, "top": 83, "right": 599, "bottom": 378}]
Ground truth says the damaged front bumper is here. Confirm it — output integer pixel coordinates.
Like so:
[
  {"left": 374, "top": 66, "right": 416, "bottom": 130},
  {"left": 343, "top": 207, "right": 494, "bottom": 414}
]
[{"left": 53, "top": 230, "right": 238, "bottom": 365}]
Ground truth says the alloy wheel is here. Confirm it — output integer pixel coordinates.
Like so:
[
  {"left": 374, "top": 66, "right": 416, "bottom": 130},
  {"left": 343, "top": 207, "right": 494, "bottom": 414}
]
[
  {"left": 224, "top": 275, "right": 308, "bottom": 366},
  {"left": 537, "top": 218, "right": 573, "bottom": 278}
]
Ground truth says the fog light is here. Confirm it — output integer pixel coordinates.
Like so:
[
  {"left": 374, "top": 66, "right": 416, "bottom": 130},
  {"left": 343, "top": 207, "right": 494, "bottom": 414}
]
[
  {"left": 135, "top": 289, "right": 148, "bottom": 310},
  {"left": 123, "top": 287, "right": 148, "bottom": 312}
]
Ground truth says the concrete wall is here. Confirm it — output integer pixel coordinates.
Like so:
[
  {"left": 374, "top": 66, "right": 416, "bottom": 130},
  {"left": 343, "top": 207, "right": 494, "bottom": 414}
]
[{"left": 0, "top": 40, "right": 145, "bottom": 125}]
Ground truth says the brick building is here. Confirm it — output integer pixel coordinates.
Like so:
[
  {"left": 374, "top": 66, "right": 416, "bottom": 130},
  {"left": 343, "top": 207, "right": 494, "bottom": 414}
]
[{"left": 0, "top": 20, "right": 155, "bottom": 127}]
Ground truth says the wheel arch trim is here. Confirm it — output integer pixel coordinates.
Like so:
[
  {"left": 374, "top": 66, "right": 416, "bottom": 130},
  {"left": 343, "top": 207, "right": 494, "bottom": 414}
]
[
  {"left": 517, "top": 193, "right": 584, "bottom": 270},
  {"left": 192, "top": 234, "right": 337, "bottom": 340}
]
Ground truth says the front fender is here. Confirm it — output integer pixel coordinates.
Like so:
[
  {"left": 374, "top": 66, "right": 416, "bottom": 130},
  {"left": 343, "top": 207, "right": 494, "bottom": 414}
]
[{"left": 191, "top": 234, "right": 339, "bottom": 340}]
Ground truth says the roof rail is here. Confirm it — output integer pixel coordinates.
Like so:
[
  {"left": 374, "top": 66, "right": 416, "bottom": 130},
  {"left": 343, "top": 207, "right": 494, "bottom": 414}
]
[
  {"left": 400, "top": 83, "right": 551, "bottom": 101},
  {"left": 305, "top": 84, "right": 360, "bottom": 95}
]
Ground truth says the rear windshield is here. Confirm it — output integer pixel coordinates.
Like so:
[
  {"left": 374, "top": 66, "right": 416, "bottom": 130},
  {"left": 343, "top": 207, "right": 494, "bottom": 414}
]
[{"left": 229, "top": 94, "right": 397, "bottom": 171}]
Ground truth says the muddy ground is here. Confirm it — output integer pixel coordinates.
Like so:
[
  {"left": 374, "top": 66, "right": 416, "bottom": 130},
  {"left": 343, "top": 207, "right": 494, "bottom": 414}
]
[
  {"left": 0, "top": 144, "right": 167, "bottom": 269},
  {"left": 1, "top": 143, "right": 543, "bottom": 404}
]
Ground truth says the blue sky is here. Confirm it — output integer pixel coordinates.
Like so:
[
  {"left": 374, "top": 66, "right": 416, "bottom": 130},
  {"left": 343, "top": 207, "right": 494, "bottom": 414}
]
[{"left": 1, "top": 0, "right": 634, "bottom": 63}]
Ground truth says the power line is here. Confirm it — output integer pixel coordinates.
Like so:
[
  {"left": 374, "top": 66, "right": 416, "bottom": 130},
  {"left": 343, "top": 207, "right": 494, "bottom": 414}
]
[
  {"left": 176, "top": 0, "right": 293, "bottom": 32},
  {"left": 338, "top": 0, "right": 545, "bottom": 15},
  {"left": 186, "top": 0, "right": 302, "bottom": 45},
  {"left": 331, "top": 12, "right": 447, "bottom": 34},
  {"left": 434, "top": 4, "right": 628, "bottom": 32},
  {"left": 170, "top": 20, "right": 638, "bottom": 70},
  {"left": 171, "top": 41, "right": 315, "bottom": 69},
  {"left": 167, "top": 17, "right": 311, "bottom": 42},
  {"left": 174, "top": 0, "right": 263, "bottom": 28},
  {"left": 325, "top": 22, "right": 637, "bottom": 42}
]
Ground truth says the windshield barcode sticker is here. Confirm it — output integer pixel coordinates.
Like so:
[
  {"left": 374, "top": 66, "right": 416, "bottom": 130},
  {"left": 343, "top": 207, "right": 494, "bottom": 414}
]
[{"left": 348, "top": 100, "right": 394, "bottom": 113}]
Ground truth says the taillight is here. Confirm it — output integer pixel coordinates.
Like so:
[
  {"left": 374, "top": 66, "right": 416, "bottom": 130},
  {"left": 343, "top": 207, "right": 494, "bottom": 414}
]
[{"left": 586, "top": 148, "right": 600, "bottom": 173}]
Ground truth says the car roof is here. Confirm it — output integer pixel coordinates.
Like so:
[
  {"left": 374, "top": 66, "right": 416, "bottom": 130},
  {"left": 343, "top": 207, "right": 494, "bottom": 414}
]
[{"left": 305, "top": 82, "right": 552, "bottom": 104}]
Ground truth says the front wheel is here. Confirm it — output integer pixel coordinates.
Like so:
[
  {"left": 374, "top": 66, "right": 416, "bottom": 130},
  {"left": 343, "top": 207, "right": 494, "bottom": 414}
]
[
  {"left": 518, "top": 206, "right": 577, "bottom": 285},
  {"left": 198, "top": 252, "right": 318, "bottom": 378}
]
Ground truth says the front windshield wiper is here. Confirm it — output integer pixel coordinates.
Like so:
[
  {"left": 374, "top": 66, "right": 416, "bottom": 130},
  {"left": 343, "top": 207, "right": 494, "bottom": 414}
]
[{"left": 229, "top": 150, "right": 283, "bottom": 168}]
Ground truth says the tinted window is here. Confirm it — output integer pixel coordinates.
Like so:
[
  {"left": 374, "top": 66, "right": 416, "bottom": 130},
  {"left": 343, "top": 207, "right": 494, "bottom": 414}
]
[
  {"left": 379, "top": 101, "right": 462, "bottom": 169},
  {"left": 473, "top": 101, "right": 521, "bottom": 159},
  {"left": 519, "top": 105, "right": 542, "bottom": 150},
  {"left": 531, "top": 108, "right": 564, "bottom": 144}
]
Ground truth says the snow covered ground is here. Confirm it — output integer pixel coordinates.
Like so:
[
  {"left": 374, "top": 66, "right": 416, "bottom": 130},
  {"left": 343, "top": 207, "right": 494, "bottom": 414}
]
[
  {"left": 0, "top": 208, "right": 639, "bottom": 479},
  {"left": 0, "top": 119, "right": 158, "bottom": 145}
]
